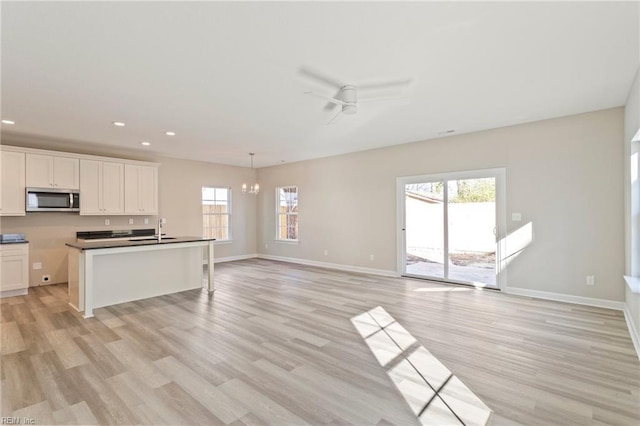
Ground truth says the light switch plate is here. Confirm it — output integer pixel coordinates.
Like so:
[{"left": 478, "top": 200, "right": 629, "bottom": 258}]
[
  {"left": 33, "top": 262, "right": 42, "bottom": 270},
  {"left": 104, "top": 219, "right": 110, "bottom": 226},
  {"left": 128, "top": 218, "right": 134, "bottom": 225},
  {"left": 511, "top": 213, "right": 522, "bottom": 221}
]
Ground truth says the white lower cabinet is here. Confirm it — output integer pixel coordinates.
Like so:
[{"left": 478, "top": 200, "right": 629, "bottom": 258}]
[{"left": 0, "top": 243, "right": 29, "bottom": 297}]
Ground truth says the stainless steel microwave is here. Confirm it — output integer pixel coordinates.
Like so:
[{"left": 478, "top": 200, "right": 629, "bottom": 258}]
[{"left": 26, "top": 187, "right": 80, "bottom": 212}]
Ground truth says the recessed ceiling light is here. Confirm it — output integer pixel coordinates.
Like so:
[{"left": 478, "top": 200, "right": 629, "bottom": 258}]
[
  {"left": 2, "top": 119, "right": 15, "bottom": 125},
  {"left": 165, "top": 131, "right": 176, "bottom": 136},
  {"left": 112, "top": 121, "right": 125, "bottom": 127},
  {"left": 141, "top": 141, "right": 151, "bottom": 146}
]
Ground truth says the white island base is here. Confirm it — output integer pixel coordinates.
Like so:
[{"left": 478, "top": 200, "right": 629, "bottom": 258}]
[{"left": 68, "top": 239, "right": 214, "bottom": 318}]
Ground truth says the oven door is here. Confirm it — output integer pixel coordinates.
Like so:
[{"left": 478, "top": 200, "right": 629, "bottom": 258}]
[{"left": 26, "top": 188, "right": 80, "bottom": 212}]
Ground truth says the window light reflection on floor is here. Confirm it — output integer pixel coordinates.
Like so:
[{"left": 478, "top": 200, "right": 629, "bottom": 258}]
[{"left": 351, "top": 306, "right": 492, "bottom": 426}]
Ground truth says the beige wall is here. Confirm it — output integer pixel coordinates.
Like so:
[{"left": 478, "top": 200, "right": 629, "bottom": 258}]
[
  {"left": 157, "top": 156, "right": 257, "bottom": 259},
  {"left": 0, "top": 135, "right": 257, "bottom": 286},
  {"left": 257, "top": 108, "right": 625, "bottom": 301},
  {"left": 0, "top": 108, "right": 627, "bottom": 303}
]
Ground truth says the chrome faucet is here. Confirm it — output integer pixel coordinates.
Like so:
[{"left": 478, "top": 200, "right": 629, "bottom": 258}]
[{"left": 157, "top": 217, "right": 163, "bottom": 242}]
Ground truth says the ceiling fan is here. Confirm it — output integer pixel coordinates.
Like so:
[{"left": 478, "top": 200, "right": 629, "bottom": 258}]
[{"left": 301, "top": 67, "right": 411, "bottom": 124}]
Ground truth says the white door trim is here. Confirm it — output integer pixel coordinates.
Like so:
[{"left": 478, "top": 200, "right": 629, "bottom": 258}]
[{"left": 396, "top": 167, "right": 507, "bottom": 290}]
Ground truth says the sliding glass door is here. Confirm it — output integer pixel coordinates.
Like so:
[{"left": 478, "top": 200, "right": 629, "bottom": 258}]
[{"left": 399, "top": 169, "right": 505, "bottom": 288}]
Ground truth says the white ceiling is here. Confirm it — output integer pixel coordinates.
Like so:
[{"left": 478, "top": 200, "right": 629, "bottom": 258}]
[{"left": 2, "top": 1, "right": 638, "bottom": 168}]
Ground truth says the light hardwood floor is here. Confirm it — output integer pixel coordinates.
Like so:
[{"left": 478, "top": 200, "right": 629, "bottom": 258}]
[{"left": 1, "top": 259, "right": 639, "bottom": 425}]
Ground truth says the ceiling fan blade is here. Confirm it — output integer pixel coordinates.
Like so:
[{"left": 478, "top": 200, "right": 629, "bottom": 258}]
[
  {"left": 324, "top": 89, "right": 342, "bottom": 111},
  {"left": 305, "top": 91, "right": 346, "bottom": 106},
  {"left": 326, "top": 109, "right": 343, "bottom": 125},
  {"left": 358, "top": 96, "right": 410, "bottom": 104},
  {"left": 358, "top": 78, "right": 413, "bottom": 90},
  {"left": 298, "top": 67, "right": 344, "bottom": 89}
]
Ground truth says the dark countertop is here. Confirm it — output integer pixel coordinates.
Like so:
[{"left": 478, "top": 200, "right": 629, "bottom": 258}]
[
  {"left": 66, "top": 236, "right": 215, "bottom": 251},
  {"left": 0, "top": 240, "right": 29, "bottom": 245}
]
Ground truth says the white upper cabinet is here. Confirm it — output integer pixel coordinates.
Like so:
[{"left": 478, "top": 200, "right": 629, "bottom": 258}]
[
  {"left": 26, "top": 154, "right": 79, "bottom": 189},
  {"left": 124, "top": 164, "right": 158, "bottom": 215},
  {"left": 2, "top": 146, "right": 158, "bottom": 216},
  {"left": 53, "top": 156, "right": 80, "bottom": 189},
  {"left": 80, "top": 160, "right": 124, "bottom": 215},
  {"left": 102, "top": 162, "right": 125, "bottom": 213},
  {"left": 0, "top": 150, "right": 26, "bottom": 216}
]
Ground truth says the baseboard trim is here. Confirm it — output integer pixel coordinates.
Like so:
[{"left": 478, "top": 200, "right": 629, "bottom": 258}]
[
  {"left": 257, "top": 254, "right": 398, "bottom": 277},
  {"left": 623, "top": 303, "right": 640, "bottom": 360},
  {"left": 213, "top": 254, "right": 258, "bottom": 264},
  {"left": 0, "top": 288, "right": 28, "bottom": 298},
  {"left": 504, "top": 286, "right": 625, "bottom": 311}
]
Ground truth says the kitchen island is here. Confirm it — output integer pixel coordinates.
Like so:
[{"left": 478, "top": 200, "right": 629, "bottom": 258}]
[{"left": 66, "top": 237, "right": 215, "bottom": 318}]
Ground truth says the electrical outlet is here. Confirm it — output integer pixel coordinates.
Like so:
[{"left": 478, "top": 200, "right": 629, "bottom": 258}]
[
  {"left": 41, "top": 274, "right": 51, "bottom": 283},
  {"left": 265, "top": 243, "right": 268, "bottom": 249},
  {"left": 161, "top": 218, "right": 167, "bottom": 224},
  {"left": 370, "top": 254, "right": 375, "bottom": 261},
  {"left": 144, "top": 218, "right": 149, "bottom": 225},
  {"left": 586, "top": 275, "right": 595, "bottom": 286},
  {"left": 104, "top": 219, "right": 110, "bottom": 226},
  {"left": 129, "top": 218, "right": 134, "bottom": 225},
  {"left": 33, "top": 262, "right": 42, "bottom": 270},
  {"left": 324, "top": 249, "right": 328, "bottom": 256}
]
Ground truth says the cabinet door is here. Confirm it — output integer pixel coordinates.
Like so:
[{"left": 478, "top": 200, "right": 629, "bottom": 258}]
[
  {"left": 138, "top": 166, "right": 158, "bottom": 214},
  {"left": 1, "top": 254, "right": 29, "bottom": 291},
  {"left": 124, "top": 165, "right": 157, "bottom": 215},
  {"left": 26, "top": 154, "right": 54, "bottom": 188},
  {"left": 0, "top": 151, "right": 26, "bottom": 216},
  {"left": 79, "top": 160, "right": 102, "bottom": 215},
  {"left": 53, "top": 157, "right": 80, "bottom": 189},
  {"left": 124, "top": 164, "right": 140, "bottom": 214},
  {"left": 102, "top": 162, "right": 124, "bottom": 214}
]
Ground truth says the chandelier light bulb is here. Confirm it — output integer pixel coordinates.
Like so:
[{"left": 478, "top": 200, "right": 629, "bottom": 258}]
[{"left": 242, "top": 153, "right": 259, "bottom": 195}]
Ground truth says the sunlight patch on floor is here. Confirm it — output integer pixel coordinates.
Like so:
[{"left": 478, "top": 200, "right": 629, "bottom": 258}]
[{"left": 351, "top": 306, "right": 492, "bottom": 425}]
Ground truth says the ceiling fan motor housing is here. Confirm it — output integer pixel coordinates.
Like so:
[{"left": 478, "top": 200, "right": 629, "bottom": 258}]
[{"left": 341, "top": 85, "right": 358, "bottom": 114}]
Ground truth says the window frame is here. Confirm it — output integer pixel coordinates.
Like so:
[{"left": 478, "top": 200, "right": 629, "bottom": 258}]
[
  {"left": 202, "top": 186, "right": 232, "bottom": 242},
  {"left": 275, "top": 185, "right": 298, "bottom": 242}
]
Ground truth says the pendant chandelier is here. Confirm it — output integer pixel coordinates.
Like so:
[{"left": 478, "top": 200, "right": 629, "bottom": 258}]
[{"left": 242, "top": 153, "right": 259, "bottom": 195}]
